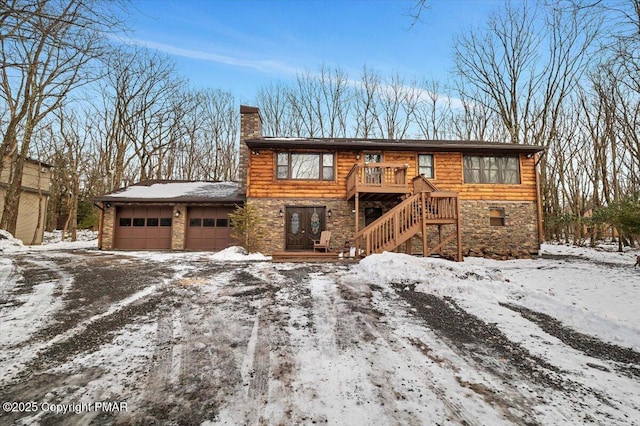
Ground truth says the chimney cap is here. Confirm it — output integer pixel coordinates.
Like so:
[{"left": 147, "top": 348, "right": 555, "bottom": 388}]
[{"left": 240, "top": 105, "right": 260, "bottom": 114}]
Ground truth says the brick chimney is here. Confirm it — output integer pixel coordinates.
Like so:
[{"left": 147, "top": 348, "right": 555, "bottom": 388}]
[{"left": 239, "top": 105, "right": 262, "bottom": 196}]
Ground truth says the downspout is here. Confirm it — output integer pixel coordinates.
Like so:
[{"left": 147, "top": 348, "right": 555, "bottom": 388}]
[
  {"left": 534, "top": 152, "right": 545, "bottom": 253},
  {"left": 94, "top": 202, "right": 105, "bottom": 250}
]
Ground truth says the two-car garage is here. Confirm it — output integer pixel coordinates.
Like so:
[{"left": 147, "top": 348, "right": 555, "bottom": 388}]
[{"left": 97, "top": 181, "right": 242, "bottom": 251}]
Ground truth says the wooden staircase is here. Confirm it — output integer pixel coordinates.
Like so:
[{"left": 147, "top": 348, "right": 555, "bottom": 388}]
[{"left": 353, "top": 179, "right": 462, "bottom": 261}]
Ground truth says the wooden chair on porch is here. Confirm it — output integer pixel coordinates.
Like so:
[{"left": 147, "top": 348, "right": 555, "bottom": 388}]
[{"left": 313, "top": 230, "right": 332, "bottom": 252}]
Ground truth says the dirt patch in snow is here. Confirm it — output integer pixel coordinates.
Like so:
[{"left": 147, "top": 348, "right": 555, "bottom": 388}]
[
  {"left": 392, "top": 282, "right": 566, "bottom": 390},
  {"left": 502, "top": 303, "right": 640, "bottom": 378}
]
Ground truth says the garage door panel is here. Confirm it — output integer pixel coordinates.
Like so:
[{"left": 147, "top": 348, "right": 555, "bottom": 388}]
[
  {"left": 115, "top": 206, "right": 172, "bottom": 249},
  {"left": 185, "top": 207, "right": 234, "bottom": 250}
]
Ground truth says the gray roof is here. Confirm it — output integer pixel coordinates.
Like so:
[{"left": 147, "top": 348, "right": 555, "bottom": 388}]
[
  {"left": 246, "top": 137, "right": 545, "bottom": 154},
  {"left": 93, "top": 181, "right": 244, "bottom": 204}
]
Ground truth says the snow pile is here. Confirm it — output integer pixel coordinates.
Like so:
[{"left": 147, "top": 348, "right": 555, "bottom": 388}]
[
  {"left": 0, "top": 229, "right": 24, "bottom": 252},
  {"left": 354, "top": 251, "right": 505, "bottom": 288},
  {"left": 210, "top": 246, "right": 269, "bottom": 261},
  {"left": 121, "top": 246, "right": 270, "bottom": 263}
]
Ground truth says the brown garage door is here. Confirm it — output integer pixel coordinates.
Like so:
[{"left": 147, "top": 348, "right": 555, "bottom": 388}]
[
  {"left": 115, "top": 206, "right": 173, "bottom": 249},
  {"left": 185, "top": 206, "right": 234, "bottom": 250}
]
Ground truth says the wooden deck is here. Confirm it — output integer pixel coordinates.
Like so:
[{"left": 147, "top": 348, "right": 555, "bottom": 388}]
[
  {"left": 271, "top": 251, "right": 355, "bottom": 263},
  {"left": 346, "top": 163, "right": 411, "bottom": 200}
]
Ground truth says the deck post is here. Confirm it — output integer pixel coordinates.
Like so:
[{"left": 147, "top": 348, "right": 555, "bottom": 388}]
[
  {"left": 421, "top": 192, "right": 427, "bottom": 257},
  {"left": 456, "top": 195, "right": 463, "bottom": 261},
  {"left": 355, "top": 192, "right": 359, "bottom": 233}
]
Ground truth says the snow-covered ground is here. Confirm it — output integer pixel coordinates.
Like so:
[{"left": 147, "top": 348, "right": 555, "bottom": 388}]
[{"left": 0, "top": 233, "right": 638, "bottom": 425}]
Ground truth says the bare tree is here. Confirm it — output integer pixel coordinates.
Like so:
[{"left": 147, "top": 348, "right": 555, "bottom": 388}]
[
  {"left": 453, "top": 1, "right": 601, "bottom": 146},
  {"left": 0, "top": 0, "right": 123, "bottom": 235},
  {"left": 353, "top": 66, "right": 382, "bottom": 138},
  {"left": 413, "top": 79, "right": 452, "bottom": 139},
  {"left": 93, "top": 47, "right": 183, "bottom": 190},
  {"left": 257, "top": 82, "right": 293, "bottom": 137}
]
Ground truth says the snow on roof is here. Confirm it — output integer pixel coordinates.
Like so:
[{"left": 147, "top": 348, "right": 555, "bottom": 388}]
[{"left": 100, "top": 181, "right": 240, "bottom": 201}]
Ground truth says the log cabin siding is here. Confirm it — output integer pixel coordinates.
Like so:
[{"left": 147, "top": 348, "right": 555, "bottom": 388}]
[
  {"left": 247, "top": 149, "right": 537, "bottom": 202},
  {"left": 247, "top": 150, "right": 357, "bottom": 198}
]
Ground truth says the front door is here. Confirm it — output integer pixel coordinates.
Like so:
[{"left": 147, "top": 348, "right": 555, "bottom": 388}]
[{"left": 285, "top": 206, "right": 325, "bottom": 251}]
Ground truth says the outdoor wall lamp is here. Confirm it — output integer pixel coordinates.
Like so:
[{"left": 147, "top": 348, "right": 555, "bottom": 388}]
[
  {"left": 252, "top": 149, "right": 260, "bottom": 155},
  {"left": 355, "top": 151, "right": 361, "bottom": 160},
  {"left": 327, "top": 209, "right": 333, "bottom": 218},
  {"left": 279, "top": 209, "right": 284, "bottom": 217},
  {"left": 525, "top": 153, "right": 535, "bottom": 159},
  {"left": 175, "top": 210, "right": 181, "bottom": 217},
  {"left": 104, "top": 202, "right": 111, "bottom": 209}
]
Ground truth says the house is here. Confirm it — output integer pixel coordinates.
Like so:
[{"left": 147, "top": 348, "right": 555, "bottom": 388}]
[
  {"left": 95, "top": 105, "right": 545, "bottom": 259},
  {"left": 0, "top": 157, "right": 52, "bottom": 245},
  {"left": 93, "top": 180, "right": 243, "bottom": 250},
  {"left": 239, "top": 105, "right": 545, "bottom": 260}
]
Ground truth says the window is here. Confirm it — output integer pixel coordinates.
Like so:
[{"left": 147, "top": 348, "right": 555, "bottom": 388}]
[
  {"left": 418, "top": 154, "right": 434, "bottom": 178},
  {"left": 463, "top": 155, "right": 520, "bottom": 184},
  {"left": 146, "top": 218, "right": 159, "bottom": 227},
  {"left": 189, "top": 218, "right": 201, "bottom": 227},
  {"left": 132, "top": 218, "right": 145, "bottom": 227},
  {"left": 203, "top": 218, "right": 215, "bottom": 227},
  {"left": 489, "top": 207, "right": 505, "bottom": 226},
  {"left": 276, "top": 152, "right": 335, "bottom": 180},
  {"left": 216, "top": 218, "right": 229, "bottom": 227},
  {"left": 160, "top": 218, "right": 172, "bottom": 227},
  {"left": 119, "top": 218, "right": 131, "bottom": 227},
  {"left": 364, "top": 152, "right": 382, "bottom": 163}
]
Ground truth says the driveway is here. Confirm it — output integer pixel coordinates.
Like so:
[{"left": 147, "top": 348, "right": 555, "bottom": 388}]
[{"left": 0, "top": 248, "right": 638, "bottom": 425}]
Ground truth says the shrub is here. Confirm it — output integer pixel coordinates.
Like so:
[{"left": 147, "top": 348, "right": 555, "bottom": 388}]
[{"left": 229, "top": 203, "right": 266, "bottom": 253}]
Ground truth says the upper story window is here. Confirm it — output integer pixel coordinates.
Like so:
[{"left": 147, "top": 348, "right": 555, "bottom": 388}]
[
  {"left": 418, "top": 154, "right": 434, "bottom": 178},
  {"left": 364, "top": 152, "right": 383, "bottom": 163},
  {"left": 463, "top": 155, "right": 520, "bottom": 184},
  {"left": 277, "top": 152, "right": 335, "bottom": 181}
]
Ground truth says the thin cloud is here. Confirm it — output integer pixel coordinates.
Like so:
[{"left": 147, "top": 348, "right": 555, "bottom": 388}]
[{"left": 116, "top": 36, "right": 301, "bottom": 76}]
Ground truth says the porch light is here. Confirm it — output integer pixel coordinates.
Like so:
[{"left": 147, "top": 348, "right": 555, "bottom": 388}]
[
  {"left": 104, "top": 202, "right": 111, "bottom": 209},
  {"left": 279, "top": 209, "right": 284, "bottom": 217},
  {"left": 327, "top": 209, "right": 332, "bottom": 218},
  {"left": 175, "top": 210, "right": 181, "bottom": 218},
  {"left": 252, "top": 149, "right": 260, "bottom": 155},
  {"left": 355, "top": 151, "right": 361, "bottom": 160}
]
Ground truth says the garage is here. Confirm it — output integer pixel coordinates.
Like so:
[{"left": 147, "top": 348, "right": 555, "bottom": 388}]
[
  {"left": 95, "top": 181, "right": 243, "bottom": 251},
  {"left": 185, "top": 206, "right": 234, "bottom": 250},
  {"left": 115, "top": 205, "right": 173, "bottom": 249}
]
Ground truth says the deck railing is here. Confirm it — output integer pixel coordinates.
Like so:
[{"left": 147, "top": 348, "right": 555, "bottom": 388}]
[
  {"left": 354, "top": 191, "right": 459, "bottom": 257},
  {"left": 346, "top": 163, "right": 409, "bottom": 198}
]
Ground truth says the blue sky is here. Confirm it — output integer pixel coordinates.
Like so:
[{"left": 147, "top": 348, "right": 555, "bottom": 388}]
[{"left": 127, "top": 0, "right": 503, "bottom": 103}]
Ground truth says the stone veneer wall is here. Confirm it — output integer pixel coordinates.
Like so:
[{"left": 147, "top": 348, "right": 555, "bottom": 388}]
[
  {"left": 171, "top": 204, "right": 186, "bottom": 250},
  {"left": 407, "top": 200, "right": 539, "bottom": 259},
  {"left": 247, "top": 197, "right": 539, "bottom": 258},
  {"left": 461, "top": 200, "right": 539, "bottom": 258},
  {"left": 249, "top": 198, "right": 356, "bottom": 254},
  {"left": 100, "top": 205, "right": 116, "bottom": 249}
]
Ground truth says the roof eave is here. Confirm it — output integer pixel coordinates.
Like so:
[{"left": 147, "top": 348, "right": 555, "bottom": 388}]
[
  {"left": 92, "top": 196, "right": 246, "bottom": 204},
  {"left": 245, "top": 138, "right": 546, "bottom": 153}
]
